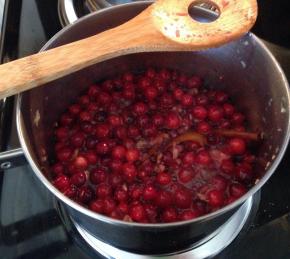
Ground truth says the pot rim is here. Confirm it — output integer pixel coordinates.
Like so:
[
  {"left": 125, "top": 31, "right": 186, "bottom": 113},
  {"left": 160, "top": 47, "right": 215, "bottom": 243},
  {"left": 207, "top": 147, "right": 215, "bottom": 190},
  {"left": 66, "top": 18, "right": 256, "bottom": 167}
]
[{"left": 16, "top": 1, "right": 290, "bottom": 228}]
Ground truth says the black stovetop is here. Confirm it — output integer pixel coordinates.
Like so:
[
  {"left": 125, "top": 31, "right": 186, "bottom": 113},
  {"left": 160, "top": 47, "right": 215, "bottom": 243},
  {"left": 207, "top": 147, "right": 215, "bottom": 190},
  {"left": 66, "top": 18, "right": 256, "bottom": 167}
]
[{"left": 1, "top": 1, "right": 290, "bottom": 258}]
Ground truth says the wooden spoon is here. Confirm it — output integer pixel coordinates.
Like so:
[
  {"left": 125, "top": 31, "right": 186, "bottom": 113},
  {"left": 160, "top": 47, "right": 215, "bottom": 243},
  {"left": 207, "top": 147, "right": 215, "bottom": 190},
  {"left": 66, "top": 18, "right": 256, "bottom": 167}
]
[{"left": 0, "top": 0, "right": 257, "bottom": 99}]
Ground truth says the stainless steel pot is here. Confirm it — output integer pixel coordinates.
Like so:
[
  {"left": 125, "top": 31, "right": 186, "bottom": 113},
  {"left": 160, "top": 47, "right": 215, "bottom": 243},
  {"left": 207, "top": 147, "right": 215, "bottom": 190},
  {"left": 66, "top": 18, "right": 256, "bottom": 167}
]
[{"left": 5, "top": 1, "right": 290, "bottom": 254}]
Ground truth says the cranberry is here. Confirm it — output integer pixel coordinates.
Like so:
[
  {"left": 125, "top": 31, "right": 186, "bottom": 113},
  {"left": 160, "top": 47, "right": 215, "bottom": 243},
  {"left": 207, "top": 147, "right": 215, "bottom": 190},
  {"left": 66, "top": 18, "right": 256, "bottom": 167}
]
[
  {"left": 70, "top": 132, "right": 85, "bottom": 148},
  {"left": 220, "top": 159, "right": 235, "bottom": 175},
  {"left": 122, "top": 163, "right": 137, "bottom": 183},
  {"left": 125, "top": 148, "right": 140, "bottom": 162},
  {"left": 187, "top": 76, "right": 202, "bottom": 88},
  {"left": 87, "top": 84, "right": 100, "bottom": 98},
  {"left": 230, "top": 183, "right": 247, "bottom": 198},
  {"left": 96, "top": 140, "right": 110, "bottom": 155},
  {"left": 123, "top": 72, "right": 133, "bottom": 82},
  {"left": 228, "top": 138, "right": 246, "bottom": 155},
  {"left": 197, "top": 121, "right": 211, "bottom": 134},
  {"left": 146, "top": 68, "right": 156, "bottom": 78},
  {"left": 63, "top": 185, "right": 77, "bottom": 198},
  {"left": 232, "top": 112, "right": 245, "bottom": 125},
  {"left": 130, "top": 184, "right": 144, "bottom": 200},
  {"left": 139, "top": 77, "right": 151, "bottom": 89},
  {"left": 154, "top": 79, "right": 166, "bottom": 93},
  {"left": 114, "top": 187, "right": 128, "bottom": 202},
  {"left": 56, "top": 147, "right": 72, "bottom": 162},
  {"left": 96, "top": 183, "right": 112, "bottom": 198},
  {"left": 215, "top": 91, "right": 228, "bottom": 103},
  {"left": 123, "top": 88, "right": 135, "bottom": 100},
  {"left": 130, "top": 204, "right": 146, "bottom": 222},
  {"left": 162, "top": 207, "right": 178, "bottom": 222},
  {"left": 192, "top": 106, "right": 208, "bottom": 120},
  {"left": 133, "top": 102, "right": 148, "bottom": 116},
  {"left": 78, "top": 95, "right": 90, "bottom": 107},
  {"left": 95, "top": 123, "right": 111, "bottom": 138},
  {"left": 207, "top": 189, "right": 224, "bottom": 207},
  {"left": 103, "top": 198, "right": 116, "bottom": 215},
  {"left": 165, "top": 112, "right": 181, "bottom": 129},
  {"left": 52, "top": 163, "right": 65, "bottom": 176},
  {"left": 115, "top": 126, "right": 127, "bottom": 139},
  {"left": 208, "top": 105, "right": 224, "bottom": 122},
  {"left": 118, "top": 202, "right": 129, "bottom": 215},
  {"left": 144, "top": 86, "right": 158, "bottom": 101},
  {"left": 90, "top": 168, "right": 107, "bottom": 184},
  {"left": 137, "top": 115, "right": 149, "bottom": 127},
  {"left": 182, "top": 152, "right": 195, "bottom": 165},
  {"left": 78, "top": 186, "right": 94, "bottom": 204},
  {"left": 109, "top": 159, "right": 123, "bottom": 172},
  {"left": 174, "top": 188, "right": 192, "bottom": 209},
  {"left": 83, "top": 151, "right": 98, "bottom": 165},
  {"left": 55, "top": 127, "right": 69, "bottom": 141},
  {"left": 143, "top": 124, "right": 157, "bottom": 137},
  {"left": 128, "top": 125, "right": 140, "bottom": 138},
  {"left": 144, "top": 204, "right": 158, "bottom": 222},
  {"left": 157, "top": 172, "right": 172, "bottom": 186},
  {"left": 155, "top": 190, "right": 172, "bottom": 208},
  {"left": 196, "top": 150, "right": 212, "bottom": 165},
  {"left": 69, "top": 104, "right": 81, "bottom": 116},
  {"left": 90, "top": 199, "right": 104, "bottom": 214},
  {"left": 178, "top": 168, "right": 194, "bottom": 183},
  {"left": 235, "top": 162, "right": 253, "bottom": 183},
  {"left": 108, "top": 115, "right": 123, "bottom": 127},
  {"left": 112, "top": 145, "right": 127, "bottom": 160},
  {"left": 179, "top": 210, "right": 200, "bottom": 220},
  {"left": 211, "top": 175, "right": 228, "bottom": 191},
  {"left": 109, "top": 173, "right": 123, "bottom": 187},
  {"left": 98, "top": 92, "right": 112, "bottom": 106},
  {"left": 60, "top": 113, "right": 74, "bottom": 126},
  {"left": 181, "top": 93, "right": 194, "bottom": 107},
  {"left": 160, "top": 93, "right": 174, "bottom": 107},
  {"left": 73, "top": 156, "right": 88, "bottom": 170},
  {"left": 223, "top": 103, "right": 235, "bottom": 117},
  {"left": 79, "top": 111, "right": 92, "bottom": 122},
  {"left": 54, "top": 175, "right": 70, "bottom": 191},
  {"left": 81, "top": 122, "right": 93, "bottom": 134},
  {"left": 143, "top": 185, "right": 158, "bottom": 201},
  {"left": 70, "top": 172, "right": 86, "bottom": 187},
  {"left": 173, "top": 88, "right": 184, "bottom": 101}
]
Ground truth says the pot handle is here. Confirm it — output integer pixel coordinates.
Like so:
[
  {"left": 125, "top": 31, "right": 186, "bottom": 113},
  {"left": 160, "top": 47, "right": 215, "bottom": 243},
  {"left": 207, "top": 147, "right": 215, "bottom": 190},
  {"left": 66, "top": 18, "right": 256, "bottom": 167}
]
[{"left": 0, "top": 148, "right": 27, "bottom": 170}]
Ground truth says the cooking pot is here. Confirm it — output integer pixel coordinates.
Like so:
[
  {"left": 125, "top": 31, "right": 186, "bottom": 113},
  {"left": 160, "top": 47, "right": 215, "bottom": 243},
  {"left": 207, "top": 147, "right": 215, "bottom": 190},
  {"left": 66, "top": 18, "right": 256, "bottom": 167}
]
[{"left": 2, "top": 1, "right": 289, "bottom": 254}]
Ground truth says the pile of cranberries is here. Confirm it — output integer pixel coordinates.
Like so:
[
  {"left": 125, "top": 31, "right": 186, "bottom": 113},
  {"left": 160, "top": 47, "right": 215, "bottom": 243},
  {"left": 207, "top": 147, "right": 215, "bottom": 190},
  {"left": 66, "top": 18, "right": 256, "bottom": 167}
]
[{"left": 51, "top": 67, "right": 259, "bottom": 223}]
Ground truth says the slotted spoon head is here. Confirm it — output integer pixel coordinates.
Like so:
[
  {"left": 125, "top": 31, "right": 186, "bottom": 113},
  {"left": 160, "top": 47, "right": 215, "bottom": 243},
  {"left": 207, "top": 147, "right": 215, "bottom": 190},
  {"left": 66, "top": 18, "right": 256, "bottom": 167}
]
[{"left": 151, "top": 0, "right": 258, "bottom": 48}]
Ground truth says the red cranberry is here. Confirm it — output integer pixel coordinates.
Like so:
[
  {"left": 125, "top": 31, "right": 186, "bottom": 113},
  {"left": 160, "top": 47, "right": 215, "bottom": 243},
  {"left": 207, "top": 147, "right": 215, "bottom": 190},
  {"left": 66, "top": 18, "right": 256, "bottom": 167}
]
[
  {"left": 144, "top": 86, "right": 158, "bottom": 101},
  {"left": 207, "top": 189, "right": 224, "bottom": 207},
  {"left": 122, "top": 163, "right": 137, "bottom": 183},
  {"left": 129, "top": 204, "right": 146, "bottom": 222},
  {"left": 181, "top": 93, "right": 194, "bottom": 107},
  {"left": 115, "top": 126, "right": 127, "bottom": 139},
  {"left": 182, "top": 152, "right": 195, "bottom": 165},
  {"left": 70, "top": 132, "right": 85, "bottom": 148},
  {"left": 102, "top": 80, "right": 113, "bottom": 91},
  {"left": 128, "top": 125, "right": 140, "bottom": 138},
  {"left": 90, "top": 168, "right": 107, "bottom": 184},
  {"left": 211, "top": 175, "right": 228, "bottom": 191},
  {"left": 230, "top": 183, "right": 247, "bottom": 198},
  {"left": 123, "top": 72, "right": 133, "bottom": 82},
  {"left": 78, "top": 186, "right": 94, "bottom": 204},
  {"left": 96, "top": 140, "right": 110, "bottom": 155},
  {"left": 125, "top": 148, "right": 140, "bottom": 162},
  {"left": 78, "top": 95, "right": 90, "bottom": 107},
  {"left": 87, "top": 84, "right": 100, "bottom": 98},
  {"left": 60, "top": 113, "right": 74, "bottom": 126},
  {"left": 90, "top": 199, "right": 104, "bottom": 214},
  {"left": 56, "top": 147, "right": 72, "bottom": 162},
  {"left": 143, "top": 124, "right": 157, "bottom": 137},
  {"left": 133, "top": 102, "right": 148, "bottom": 116},
  {"left": 173, "top": 88, "right": 184, "bottom": 101},
  {"left": 196, "top": 150, "right": 212, "bottom": 165},
  {"left": 69, "top": 104, "right": 81, "bottom": 116},
  {"left": 109, "top": 159, "right": 123, "bottom": 172},
  {"left": 157, "top": 172, "right": 172, "bottom": 186},
  {"left": 232, "top": 112, "right": 245, "bottom": 125},
  {"left": 63, "top": 185, "right": 78, "bottom": 198},
  {"left": 103, "top": 198, "right": 116, "bottom": 215},
  {"left": 165, "top": 112, "right": 181, "bottom": 129},
  {"left": 81, "top": 122, "right": 93, "bottom": 134},
  {"left": 98, "top": 92, "right": 112, "bottom": 106},
  {"left": 235, "top": 162, "right": 253, "bottom": 183},
  {"left": 54, "top": 175, "right": 70, "bottom": 191},
  {"left": 179, "top": 210, "right": 200, "bottom": 220},
  {"left": 228, "top": 138, "right": 246, "bottom": 155},
  {"left": 52, "top": 163, "right": 65, "bottom": 176},
  {"left": 95, "top": 123, "right": 111, "bottom": 138},
  {"left": 118, "top": 202, "right": 129, "bottom": 215},
  {"left": 145, "top": 68, "right": 156, "bottom": 78},
  {"left": 83, "top": 151, "right": 98, "bottom": 165},
  {"left": 109, "top": 173, "right": 123, "bottom": 187},
  {"left": 178, "top": 168, "right": 194, "bottom": 183},
  {"left": 70, "top": 172, "right": 86, "bottom": 187},
  {"left": 174, "top": 188, "right": 192, "bottom": 209},
  {"left": 197, "top": 121, "right": 211, "bottom": 134},
  {"left": 187, "top": 76, "right": 202, "bottom": 88},
  {"left": 112, "top": 145, "right": 127, "bottom": 160},
  {"left": 108, "top": 115, "right": 123, "bottom": 127},
  {"left": 96, "top": 183, "right": 112, "bottom": 198},
  {"left": 208, "top": 105, "right": 224, "bottom": 122},
  {"left": 159, "top": 68, "right": 171, "bottom": 81},
  {"left": 192, "top": 106, "right": 208, "bottom": 120},
  {"left": 143, "top": 185, "right": 158, "bottom": 201},
  {"left": 154, "top": 79, "right": 166, "bottom": 93},
  {"left": 144, "top": 204, "right": 158, "bottom": 222},
  {"left": 155, "top": 190, "right": 172, "bottom": 208},
  {"left": 85, "top": 136, "right": 98, "bottom": 149},
  {"left": 220, "top": 159, "right": 235, "bottom": 175},
  {"left": 162, "top": 207, "right": 178, "bottom": 222},
  {"left": 223, "top": 103, "right": 235, "bottom": 117},
  {"left": 114, "top": 187, "right": 128, "bottom": 202},
  {"left": 79, "top": 111, "right": 92, "bottom": 122},
  {"left": 137, "top": 115, "right": 149, "bottom": 127},
  {"left": 160, "top": 93, "right": 174, "bottom": 107},
  {"left": 215, "top": 91, "right": 228, "bottom": 103},
  {"left": 55, "top": 127, "right": 69, "bottom": 141}
]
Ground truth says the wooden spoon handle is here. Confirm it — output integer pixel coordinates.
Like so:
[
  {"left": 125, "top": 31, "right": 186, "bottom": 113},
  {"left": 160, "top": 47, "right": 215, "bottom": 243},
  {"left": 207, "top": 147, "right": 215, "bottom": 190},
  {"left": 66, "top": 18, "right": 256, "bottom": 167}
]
[{"left": 0, "top": 0, "right": 257, "bottom": 99}]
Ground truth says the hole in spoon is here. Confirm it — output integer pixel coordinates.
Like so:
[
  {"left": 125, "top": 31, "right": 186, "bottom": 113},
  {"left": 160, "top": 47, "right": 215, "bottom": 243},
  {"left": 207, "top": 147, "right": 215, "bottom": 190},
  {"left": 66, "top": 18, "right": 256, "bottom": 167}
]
[{"left": 189, "top": 0, "right": 220, "bottom": 23}]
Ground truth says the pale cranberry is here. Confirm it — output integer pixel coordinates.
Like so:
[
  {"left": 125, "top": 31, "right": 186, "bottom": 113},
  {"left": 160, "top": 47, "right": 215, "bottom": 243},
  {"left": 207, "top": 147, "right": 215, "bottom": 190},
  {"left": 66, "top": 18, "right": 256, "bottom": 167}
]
[{"left": 73, "top": 156, "right": 88, "bottom": 170}]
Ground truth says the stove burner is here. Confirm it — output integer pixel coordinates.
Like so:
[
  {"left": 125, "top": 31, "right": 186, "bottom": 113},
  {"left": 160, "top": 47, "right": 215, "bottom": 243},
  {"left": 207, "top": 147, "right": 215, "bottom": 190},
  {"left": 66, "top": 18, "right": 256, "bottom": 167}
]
[{"left": 56, "top": 193, "right": 260, "bottom": 259}]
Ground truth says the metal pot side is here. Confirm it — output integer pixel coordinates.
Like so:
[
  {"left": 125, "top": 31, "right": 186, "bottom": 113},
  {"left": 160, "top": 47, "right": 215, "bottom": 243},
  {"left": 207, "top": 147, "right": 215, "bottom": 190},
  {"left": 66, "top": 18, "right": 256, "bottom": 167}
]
[{"left": 16, "top": 2, "right": 290, "bottom": 253}]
